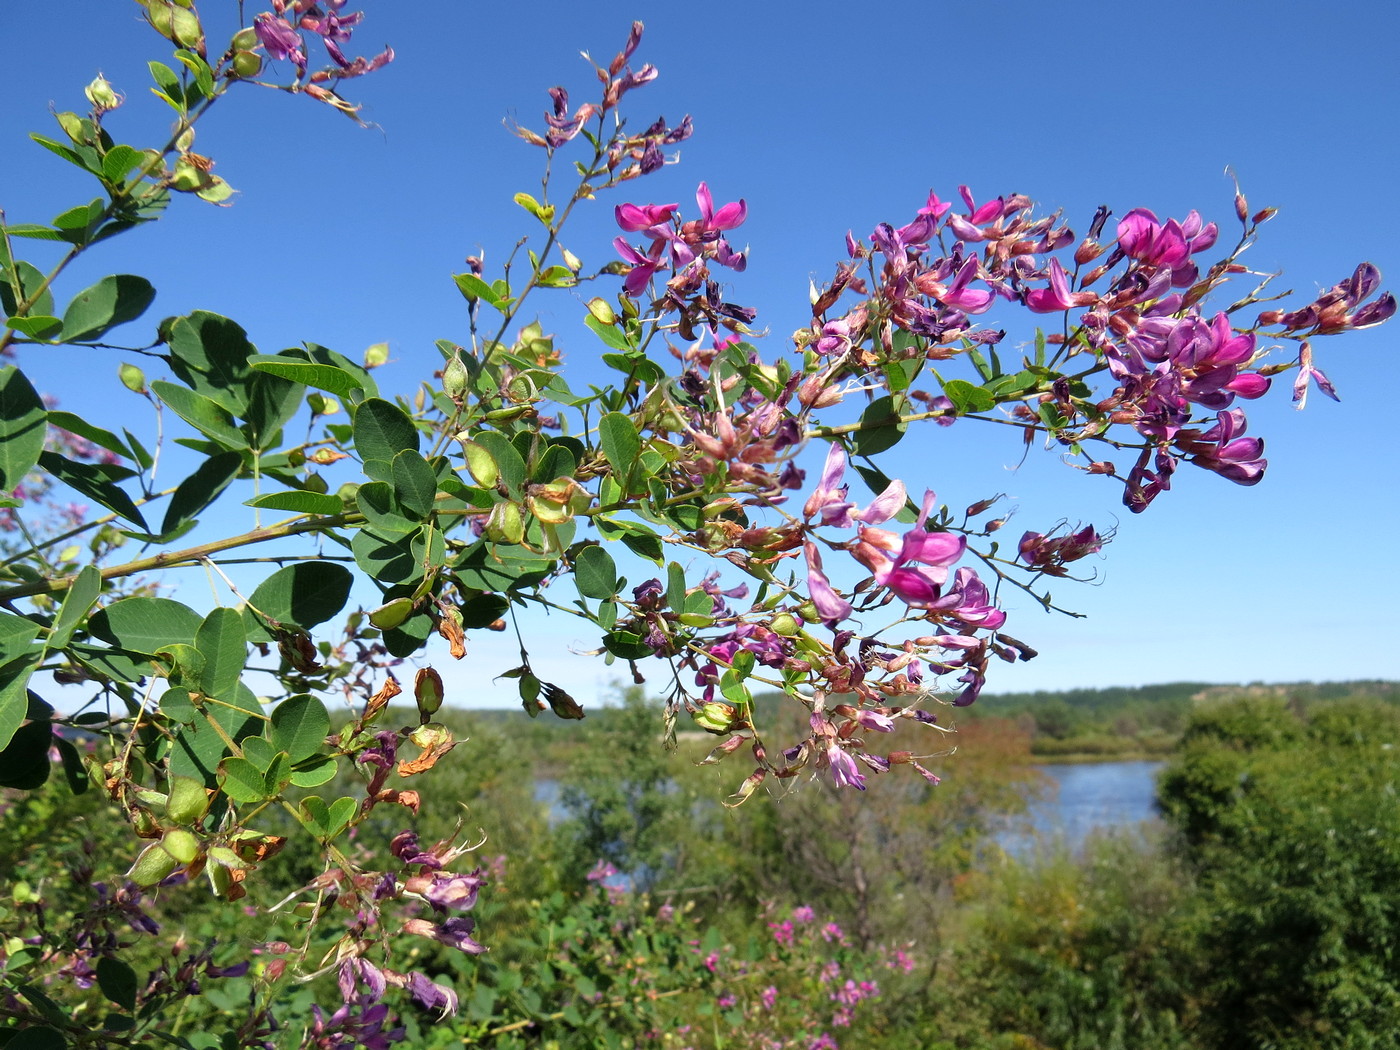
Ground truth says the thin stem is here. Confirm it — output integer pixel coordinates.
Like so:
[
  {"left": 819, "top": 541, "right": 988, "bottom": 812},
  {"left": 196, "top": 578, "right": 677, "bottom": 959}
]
[{"left": 0, "top": 511, "right": 362, "bottom": 602}]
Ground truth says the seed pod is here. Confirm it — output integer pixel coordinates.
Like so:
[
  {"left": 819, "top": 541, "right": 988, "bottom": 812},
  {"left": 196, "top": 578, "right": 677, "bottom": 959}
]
[
  {"left": 127, "top": 842, "right": 182, "bottom": 886},
  {"left": 457, "top": 437, "right": 499, "bottom": 488},
  {"left": 160, "top": 828, "right": 201, "bottom": 865},
  {"left": 165, "top": 775, "right": 209, "bottom": 824}
]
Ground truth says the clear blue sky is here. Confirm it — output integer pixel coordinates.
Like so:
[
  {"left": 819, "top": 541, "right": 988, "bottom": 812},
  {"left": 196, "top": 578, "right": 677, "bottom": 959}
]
[{"left": 2, "top": 1, "right": 1397, "bottom": 709}]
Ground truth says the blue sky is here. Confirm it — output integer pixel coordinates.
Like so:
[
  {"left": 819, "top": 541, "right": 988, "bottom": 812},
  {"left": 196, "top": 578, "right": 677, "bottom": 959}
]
[{"left": 1, "top": 1, "right": 1397, "bottom": 710}]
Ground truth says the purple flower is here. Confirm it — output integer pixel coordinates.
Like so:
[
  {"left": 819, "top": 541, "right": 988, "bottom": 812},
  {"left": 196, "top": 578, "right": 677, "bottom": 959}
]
[
  {"left": 254, "top": 13, "right": 306, "bottom": 71},
  {"left": 824, "top": 743, "right": 866, "bottom": 790},
  {"left": 1025, "top": 258, "right": 1094, "bottom": 314},
  {"left": 852, "top": 492, "right": 967, "bottom": 607},
  {"left": 1291, "top": 341, "right": 1339, "bottom": 411},
  {"left": 918, "top": 256, "right": 995, "bottom": 314},
  {"left": 612, "top": 236, "right": 668, "bottom": 296},
  {"left": 403, "top": 917, "right": 486, "bottom": 955},
  {"left": 586, "top": 860, "right": 619, "bottom": 882},
  {"left": 802, "top": 444, "right": 905, "bottom": 528},
  {"left": 405, "top": 871, "right": 483, "bottom": 911},
  {"left": 804, "top": 542, "right": 853, "bottom": 622},
  {"left": 406, "top": 972, "right": 458, "bottom": 1019}
]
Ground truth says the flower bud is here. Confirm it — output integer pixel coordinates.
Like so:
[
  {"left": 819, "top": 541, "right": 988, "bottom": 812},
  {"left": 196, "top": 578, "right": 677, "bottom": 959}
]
[
  {"left": 1073, "top": 238, "right": 1103, "bottom": 266},
  {"left": 85, "top": 74, "right": 122, "bottom": 113}
]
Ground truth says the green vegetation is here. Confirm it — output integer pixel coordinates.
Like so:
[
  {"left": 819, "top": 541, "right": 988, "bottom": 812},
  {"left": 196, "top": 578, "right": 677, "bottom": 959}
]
[
  {"left": 965, "top": 679, "right": 1400, "bottom": 761},
  {"left": 6, "top": 680, "right": 1399, "bottom": 1048}
]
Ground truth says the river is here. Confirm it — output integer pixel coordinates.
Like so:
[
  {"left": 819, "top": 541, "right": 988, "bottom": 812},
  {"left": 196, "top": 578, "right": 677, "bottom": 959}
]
[{"left": 996, "top": 759, "right": 1164, "bottom": 855}]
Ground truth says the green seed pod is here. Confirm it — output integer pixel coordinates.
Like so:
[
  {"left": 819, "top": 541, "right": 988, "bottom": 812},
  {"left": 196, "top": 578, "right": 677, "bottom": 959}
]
[
  {"left": 442, "top": 354, "right": 469, "bottom": 399},
  {"left": 160, "top": 828, "right": 201, "bottom": 865},
  {"left": 231, "top": 50, "right": 263, "bottom": 78},
  {"left": 457, "top": 438, "right": 499, "bottom": 488},
  {"left": 119, "top": 362, "right": 147, "bottom": 393},
  {"left": 144, "top": 0, "right": 205, "bottom": 56},
  {"left": 771, "top": 612, "right": 800, "bottom": 637},
  {"left": 369, "top": 597, "right": 414, "bottom": 631},
  {"left": 84, "top": 74, "right": 122, "bottom": 113},
  {"left": 231, "top": 26, "right": 259, "bottom": 50},
  {"left": 694, "top": 702, "right": 737, "bottom": 734},
  {"left": 127, "top": 842, "right": 181, "bottom": 887},
  {"left": 484, "top": 501, "right": 525, "bottom": 545},
  {"left": 54, "top": 111, "right": 86, "bottom": 144},
  {"left": 165, "top": 775, "right": 209, "bottom": 824}
]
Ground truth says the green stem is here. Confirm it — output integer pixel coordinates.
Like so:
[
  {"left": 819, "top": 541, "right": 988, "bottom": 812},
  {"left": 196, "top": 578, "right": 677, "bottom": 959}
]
[{"left": 0, "top": 511, "right": 362, "bottom": 601}]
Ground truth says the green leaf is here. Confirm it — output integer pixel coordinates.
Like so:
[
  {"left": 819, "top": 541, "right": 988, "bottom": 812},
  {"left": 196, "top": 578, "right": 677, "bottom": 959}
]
[
  {"left": 219, "top": 755, "right": 269, "bottom": 803},
  {"left": 245, "top": 490, "right": 344, "bottom": 515},
  {"left": 850, "top": 395, "right": 907, "bottom": 456},
  {"left": 53, "top": 734, "right": 90, "bottom": 794},
  {"left": 270, "top": 694, "right": 329, "bottom": 762},
  {"left": 353, "top": 398, "right": 418, "bottom": 480},
  {"left": 574, "top": 544, "right": 618, "bottom": 599},
  {"left": 0, "top": 366, "right": 48, "bottom": 490},
  {"left": 167, "top": 684, "right": 261, "bottom": 787},
  {"left": 598, "top": 412, "right": 640, "bottom": 481},
  {"left": 248, "top": 355, "right": 369, "bottom": 399},
  {"left": 2, "top": 1025, "right": 68, "bottom": 1050},
  {"left": 584, "top": 314, "right": 632, "bottom": 351},
  {"left": 0, "top": 258, "right": 54, "bottom": 317},
  {"left": 263, "top": 749, "right": 292, "bottom": 795},
  {"left": 148, "top": 60, "right": 182, "bottom": 102},
  {"left": 289, "top": 754, "right": 338, "bottom": 787},
  {"left": 245, "top": 562, "right": 353, "bottom": 632},
  {"left": 47, "top": 564, "right": 102, "bottom": 652},
  {"left": 59, "top": 275, "right": 156, "bottom": 342},
  {"left": 167, "top": 311, "right": 257, "bottom": 415},
  {"left": 2, "top": 222, "right": 66, "bottom": 243},
  {"left": 45, "top": 410, "right": 132, "bottom": 461},
  {"left": 96, "top": 956, "right": 138, "bottom": 1012},
  {"left": 89, "top": 596, "right": 202, "bottom": 654},
  {"left": 151, "top": 381, "right": 249, "bottom": 450},
  {"left": 453, "top": 272, "right": 503, "bottom": 310},
  {"left": 0, "top": 718, "right": 52, "bottom": 789},
  {"left": 459, "top": 592, "right": 509, "bottom": 628},
  {"left": 390, "top": 450, "right": 438, "bottom": 519},
  {"left": 355, "top": 480, "right": 419, "bottom": 534},
  {"left": 195, "top": 608, "right": 246, "bottom": 699},
  {"left": 351, "top": 526, "right": 419, "bottom": 585},
  {"left": 301, "top": 795, "right": 357, "bottom": 839},
  {"left": 4, "top": 315, "right": 63, "bottom": 339},
  {"left": 942, "top": 378, "right": 996, "bottom": 414},
  {"left": 101, "top": 144, "right": 146, "bottom": 185},
  {"left": 242, "top": 369, "right": 303, "bottom": 451},
  {"left": 666, "top": 561, "right": 687, "bottom": 612},
  {"left": 38, "top": 450, "right": 148, "bottom": 528},
  {"left": 160, "top": 450, "right": 242, "bottom": 537}
]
